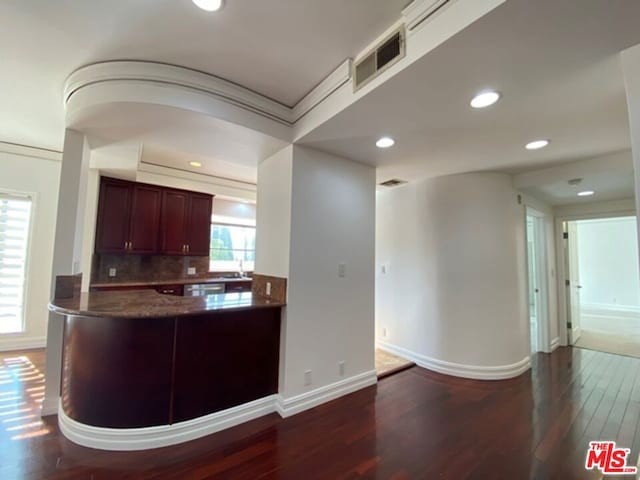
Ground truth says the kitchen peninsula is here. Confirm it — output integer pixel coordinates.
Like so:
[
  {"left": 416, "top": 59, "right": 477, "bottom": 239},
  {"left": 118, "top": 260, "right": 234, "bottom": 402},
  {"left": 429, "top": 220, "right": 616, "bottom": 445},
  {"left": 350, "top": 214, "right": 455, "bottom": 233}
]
[{"left": 49, "top": 284, "right": 285, "bottom": 448}]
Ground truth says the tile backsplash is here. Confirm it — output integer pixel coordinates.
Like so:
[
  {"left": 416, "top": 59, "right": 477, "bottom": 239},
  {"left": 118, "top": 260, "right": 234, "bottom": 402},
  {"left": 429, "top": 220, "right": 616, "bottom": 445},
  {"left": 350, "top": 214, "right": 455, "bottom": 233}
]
[{"left": 92, "top": 254, "right": 211, "bottom": 284}]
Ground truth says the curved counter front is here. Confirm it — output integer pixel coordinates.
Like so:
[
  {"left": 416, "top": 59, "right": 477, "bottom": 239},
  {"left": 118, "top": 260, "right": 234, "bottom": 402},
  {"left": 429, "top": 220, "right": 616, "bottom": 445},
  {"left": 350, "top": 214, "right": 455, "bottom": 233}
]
[{"left": 49, "top": 290, "right": 284, "bottom": 449}]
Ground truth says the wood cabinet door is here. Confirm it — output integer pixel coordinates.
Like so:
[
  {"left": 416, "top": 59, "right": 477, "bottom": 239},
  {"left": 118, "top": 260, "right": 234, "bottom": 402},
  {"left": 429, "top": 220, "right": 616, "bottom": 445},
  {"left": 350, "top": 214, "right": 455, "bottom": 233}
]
[
  {"left": 95, "top": 179, "right": 132, "bottom": 253},
  {"left": 160, "top": 189, "right": 189, "bottom": 255},
  {"left": 129, "top": 185, "right": 162, "bottom": 254},
  {"left": 172, "top": 308, "right": 280, "bottom": 423},
  {"left": 185, "top": 193, "right": 213, "bottom": 256}
]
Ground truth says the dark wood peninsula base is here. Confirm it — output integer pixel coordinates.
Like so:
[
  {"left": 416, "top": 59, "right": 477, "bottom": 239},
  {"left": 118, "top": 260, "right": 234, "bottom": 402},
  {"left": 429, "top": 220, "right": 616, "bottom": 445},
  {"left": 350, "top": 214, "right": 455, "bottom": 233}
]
[{"left": 51, "top": 291, "right": 283, "bottom": 431}]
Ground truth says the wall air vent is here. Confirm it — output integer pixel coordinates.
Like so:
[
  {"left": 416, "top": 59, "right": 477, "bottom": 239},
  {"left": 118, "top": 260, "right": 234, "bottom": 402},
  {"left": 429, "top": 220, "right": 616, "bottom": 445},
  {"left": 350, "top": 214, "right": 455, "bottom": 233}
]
[
  {"left": 354, "top": 27, "right": 406, "bottom": 92},
  {"left": 379, "top": 179, "right": 408, "bottom": 188}
]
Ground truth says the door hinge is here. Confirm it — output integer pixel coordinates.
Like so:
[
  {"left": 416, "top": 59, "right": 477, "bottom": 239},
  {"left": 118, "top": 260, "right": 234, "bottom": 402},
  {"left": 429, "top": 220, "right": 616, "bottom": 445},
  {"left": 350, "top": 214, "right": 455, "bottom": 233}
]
[
  {"left": 565, "top": 279, "right": 570, "bottom": 286},
  {"left": 563, "top": 232, "right": 569, "bottom": 240},
  {"left": 567, "top": 322, "right": 572, "bottom": 328}
]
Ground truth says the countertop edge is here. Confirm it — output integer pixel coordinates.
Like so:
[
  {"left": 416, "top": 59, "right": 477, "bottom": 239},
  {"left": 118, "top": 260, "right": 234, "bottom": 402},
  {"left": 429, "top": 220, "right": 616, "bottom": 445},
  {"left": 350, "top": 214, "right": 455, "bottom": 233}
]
[
  {"left": 48, "top": 291, "right": 286, "bottom": 319},
  {"left": 90, "top": 277, "right": 253, "bottom": 288},
  {"left": 48, "top": 302, "right": 285, "bottom": 319}
]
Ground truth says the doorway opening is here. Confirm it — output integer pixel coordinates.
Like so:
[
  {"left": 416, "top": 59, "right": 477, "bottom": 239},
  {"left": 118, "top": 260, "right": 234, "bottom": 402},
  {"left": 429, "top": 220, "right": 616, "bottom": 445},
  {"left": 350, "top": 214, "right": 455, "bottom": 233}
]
[
  {"left": 564, "top": 216, "right": 640, "bottom": 358},
  {"left": 526, "top": 208, "right": 550, "bottom": 354}
]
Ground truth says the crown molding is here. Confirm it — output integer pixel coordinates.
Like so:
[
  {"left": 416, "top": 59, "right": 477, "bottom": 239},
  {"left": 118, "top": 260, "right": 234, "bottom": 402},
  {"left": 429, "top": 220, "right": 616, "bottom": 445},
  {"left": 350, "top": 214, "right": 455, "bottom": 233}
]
[
  {"left": 0, "top": 141, "right": 62, "bottom": 162},
  {"left": 402, "top": 0, "right": 452, "bottom": 32},
  {"left": 64, "top": 61, "right": 293, "bottom": 125},
  {"left": 291, "top": 59, "right": 352, "bottom": 121},
  {"left": 64, "top": 60, "right": 354, "bottom": 129}
]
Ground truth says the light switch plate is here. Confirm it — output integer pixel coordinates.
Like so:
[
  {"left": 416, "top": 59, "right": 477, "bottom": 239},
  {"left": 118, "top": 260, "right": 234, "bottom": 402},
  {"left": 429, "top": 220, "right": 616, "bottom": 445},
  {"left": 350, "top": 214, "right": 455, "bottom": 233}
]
[
  {"left": 187, "top": 267, "right": 196, "bottom": 275},
  {"left": 266, "top": 282, "right": 271, "bottom": 296},
  {"left": 108, "top": 268, "right": 117, "bottom": 278},
  {"left": 338, "top": 263, "right": 346, "bottom": 278}
]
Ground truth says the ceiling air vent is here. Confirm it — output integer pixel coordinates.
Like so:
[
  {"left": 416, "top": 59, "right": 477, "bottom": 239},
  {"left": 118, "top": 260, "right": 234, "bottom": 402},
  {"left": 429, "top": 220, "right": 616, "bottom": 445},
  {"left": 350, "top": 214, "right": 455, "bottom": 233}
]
[
  {"left": 379, "top": 179, "right": 408, "bottom": 188},
  {"left": 354, "top": 27, "right": 406, "bottom": 92}
]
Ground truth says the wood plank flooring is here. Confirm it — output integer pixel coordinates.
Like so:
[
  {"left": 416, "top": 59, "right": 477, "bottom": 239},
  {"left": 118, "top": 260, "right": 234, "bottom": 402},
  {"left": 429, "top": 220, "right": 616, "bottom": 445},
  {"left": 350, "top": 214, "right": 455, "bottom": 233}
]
[{"left": 0, "top": 347, "right": 638, "bottom": 479}]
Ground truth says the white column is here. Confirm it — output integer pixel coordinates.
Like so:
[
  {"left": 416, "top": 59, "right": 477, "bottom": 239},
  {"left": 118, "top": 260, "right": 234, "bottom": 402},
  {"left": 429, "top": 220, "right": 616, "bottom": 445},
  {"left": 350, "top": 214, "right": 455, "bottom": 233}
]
[
  {"left": 255, "top": 145, "right": 376, "bottom": 415},
  {"left": 622, "top": 45, "right": 640, "bottom": 244},
  {"left": 42, "top": 129, "right": 91, "bottom": 416}
]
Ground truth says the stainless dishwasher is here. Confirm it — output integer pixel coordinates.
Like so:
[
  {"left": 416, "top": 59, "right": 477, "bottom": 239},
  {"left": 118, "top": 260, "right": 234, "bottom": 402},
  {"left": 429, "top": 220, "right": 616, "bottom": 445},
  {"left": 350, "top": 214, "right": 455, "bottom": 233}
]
[{"left": 184, "top": 283, "right": 225, "bottom": 296}]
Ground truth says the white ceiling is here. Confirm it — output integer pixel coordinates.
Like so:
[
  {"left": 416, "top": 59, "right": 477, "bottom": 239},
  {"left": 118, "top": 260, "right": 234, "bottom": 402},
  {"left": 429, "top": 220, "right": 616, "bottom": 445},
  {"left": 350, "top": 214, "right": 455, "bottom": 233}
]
[
  {"left": 0, "top": 0, "right": 408, "bottom": 151},
  {"left": 515, "top": 150, "right": 635, "bottom": 206},
  {"left": 74, "top": 102, "right": 286, "bottom": 183},
  {"left": 141, "top": 145, "right": 258, "bottom": 185},
  {"left": 299, "top": 0, "right": 640, "bottom": 183},
  {"left": 3, "top": 0, "right": 640, "bottom": 199}
]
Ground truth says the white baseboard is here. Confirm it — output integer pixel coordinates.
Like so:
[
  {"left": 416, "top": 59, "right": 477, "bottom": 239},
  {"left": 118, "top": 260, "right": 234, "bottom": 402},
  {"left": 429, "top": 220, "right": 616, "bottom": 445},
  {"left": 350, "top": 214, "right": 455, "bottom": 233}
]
[
  {"left": 57, "top": 370, "right": 378, "bottom": 451},
  {"left": 572, "top": 326, "right": 582, "bottom": 342},
  {"left": 58, "top": 395, "right": 278, "bottom": 451},
  {"left": 581, "top": 303, "right": 640, "bottom": 317},
  {"left": 275, "top": 370, "right": 378, "bottom": 418},
  {"left": 550, "top": 337, "right": 561, "bottom": 352},
  {"left": 0, "top": 335, "right": 46, "bottom": 352},
  {"left": 376, "top": 340, "right": 531, "bottom": 380}
]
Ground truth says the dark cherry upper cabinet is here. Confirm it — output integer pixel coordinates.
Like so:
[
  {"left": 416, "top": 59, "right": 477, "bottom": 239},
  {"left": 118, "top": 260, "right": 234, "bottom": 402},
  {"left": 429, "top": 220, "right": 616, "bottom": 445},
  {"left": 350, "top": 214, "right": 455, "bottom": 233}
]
[
  {"left": 186, "top": 194, "right": 214, "bottom": 256},
  {"left": 160, "top": 189, "right": 213, "bottom": 256},
  {"left": 160, "top": 190, "right": 189, "bottom": 255},
  {"left": 129, "top": 185, "right": 162, "bottom": 254},
  {"left": 95, "top": 180, "right": 132, "bottom": 253},
  {"left": 95, "top": 178, "right": 161, "bottom": 254},
  {"left": 95, "top": 177, "right": 211, "bottom": 256}
]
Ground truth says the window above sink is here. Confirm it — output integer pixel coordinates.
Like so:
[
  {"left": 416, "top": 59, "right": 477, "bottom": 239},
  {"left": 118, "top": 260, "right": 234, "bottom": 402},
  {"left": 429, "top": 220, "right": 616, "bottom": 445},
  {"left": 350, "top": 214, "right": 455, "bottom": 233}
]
[{"left": 209, "top": 204, "right": 256, "bottom": 273}]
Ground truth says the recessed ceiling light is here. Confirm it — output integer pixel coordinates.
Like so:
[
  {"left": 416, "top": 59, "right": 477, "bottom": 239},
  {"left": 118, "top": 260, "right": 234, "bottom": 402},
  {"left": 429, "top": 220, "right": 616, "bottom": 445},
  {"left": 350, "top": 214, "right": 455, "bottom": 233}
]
[
  {"left": 525, "top": 139, "right": 550, "bottom": 150},
  {"left": 189, "top": 161, "right": 202, "bottom": 167},
  {"left": 192, "top": 0, "right": 223, "bottom": 12},
  {"left": 470, "top": 90, "right": 501, "bottom": 109},
  {"left": 577, "top": 190, "right": 595, "bottom": 197},
  {"left": 376, "top": 137, "right": 395, "bottom": 148}
]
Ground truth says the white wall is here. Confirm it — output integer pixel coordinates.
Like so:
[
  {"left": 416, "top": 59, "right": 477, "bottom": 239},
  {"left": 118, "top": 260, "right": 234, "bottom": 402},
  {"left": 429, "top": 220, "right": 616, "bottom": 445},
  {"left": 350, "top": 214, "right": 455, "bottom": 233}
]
[
  {"left": 255, "top": 145, "right": 376, "bottom": 407},
  {"left": 376, "top": 173, "right": 530, "bottom": 378},
  {"left": 282, "top": 145, "right": 376, "bottom": 398},
  {"left": 213, "top": 198, "right": 256, "bottom": 224},
  {"left": 0, "top": 147, "right": 60, "bottom": 350},
  {"left": 255, "top": 146, "right": 293, "bottom": 279},
  {"left": 621, "top": 45, "right": 640, "bottom": 247},
  {"left": 576, "top": 217, "right": 640, "bottom": 310}
]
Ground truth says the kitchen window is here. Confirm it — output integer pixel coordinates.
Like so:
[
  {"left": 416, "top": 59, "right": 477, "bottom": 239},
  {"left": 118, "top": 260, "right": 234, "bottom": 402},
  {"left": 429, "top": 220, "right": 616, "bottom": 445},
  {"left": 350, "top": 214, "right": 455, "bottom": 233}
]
[
  {"left": 210, "top": 222, "right": 256, "bottom": 272},
  {"left": 0, "top": 192, "right": 32, "bottom": 334}
]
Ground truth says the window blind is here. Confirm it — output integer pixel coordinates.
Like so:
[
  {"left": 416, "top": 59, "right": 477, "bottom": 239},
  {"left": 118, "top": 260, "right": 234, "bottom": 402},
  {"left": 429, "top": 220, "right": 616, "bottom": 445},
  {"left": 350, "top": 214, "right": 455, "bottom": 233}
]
[{"left": 0, "top": 193, "right": 32, "bottom": 334}]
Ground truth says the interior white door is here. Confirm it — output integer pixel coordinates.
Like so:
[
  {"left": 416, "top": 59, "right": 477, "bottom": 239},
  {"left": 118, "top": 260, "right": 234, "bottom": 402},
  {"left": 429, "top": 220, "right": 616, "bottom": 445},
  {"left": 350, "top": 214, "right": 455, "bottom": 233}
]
[{"left": 567, "top": 221, "right": 582, "bottom": 344}]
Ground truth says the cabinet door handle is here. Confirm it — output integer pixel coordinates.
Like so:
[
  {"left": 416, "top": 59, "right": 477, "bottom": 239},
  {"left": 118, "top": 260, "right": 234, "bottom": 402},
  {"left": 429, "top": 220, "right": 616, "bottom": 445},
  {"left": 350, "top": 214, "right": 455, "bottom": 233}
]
[
  {"left": 124, "top": 241, "right": 128, "bottom": 250},
  {"left": 129, "top": 241, "right": 133, "bottom": 251},
  {"left": 186, "top": 244, "right": 190, "bottom": 253},
  {"left": 182, "top": 244, "right": 186, "bottom": 254}
]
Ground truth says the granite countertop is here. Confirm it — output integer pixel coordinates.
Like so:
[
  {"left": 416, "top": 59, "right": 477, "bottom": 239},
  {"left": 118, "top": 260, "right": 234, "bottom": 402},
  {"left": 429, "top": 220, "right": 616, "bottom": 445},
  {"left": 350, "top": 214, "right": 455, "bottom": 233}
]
[
  {"left": 49, "top": 290, "right": 284, "bottom": 319},
  {"left": 91, "top": 276, "right": 253, "bottom": 288}
]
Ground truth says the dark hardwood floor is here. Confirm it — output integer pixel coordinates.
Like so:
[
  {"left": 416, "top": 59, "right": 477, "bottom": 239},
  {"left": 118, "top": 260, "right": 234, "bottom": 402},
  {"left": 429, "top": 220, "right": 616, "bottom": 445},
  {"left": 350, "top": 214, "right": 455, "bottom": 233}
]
[{"left": 0, "top": 346, "right": 638, "bottom": 479}]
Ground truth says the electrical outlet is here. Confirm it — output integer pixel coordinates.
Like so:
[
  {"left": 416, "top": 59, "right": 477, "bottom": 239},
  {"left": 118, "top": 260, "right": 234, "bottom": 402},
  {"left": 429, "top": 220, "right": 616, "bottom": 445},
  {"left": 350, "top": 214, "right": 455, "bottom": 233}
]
[
  {"left": 108, "top": 268, "right": 117, "bottom": 278},
  {"left": 382, "top": 327, "right": 388, "bottom": 338},
  {"left": 339, "top": 361, "right": 345, "bottom": 376},
  {"left": 304, "top": 370, "right": 312, "bottom": 386},
  {"left": 338, "top": 263, "right": 346, "bottom": 278},
  {"left": 266, "top": 282, "right": 271, "bottom": 296},
  {"left": 187, "top": 267, "right": 196, "bottom": 275}
]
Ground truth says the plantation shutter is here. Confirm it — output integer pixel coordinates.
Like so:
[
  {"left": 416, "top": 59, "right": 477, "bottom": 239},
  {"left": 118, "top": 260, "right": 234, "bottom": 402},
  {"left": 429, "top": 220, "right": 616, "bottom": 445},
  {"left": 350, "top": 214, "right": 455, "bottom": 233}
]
[{"left": 0, "top": 193, "right": 32, "bottom": 334}]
